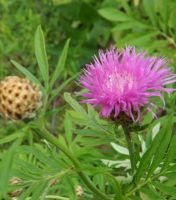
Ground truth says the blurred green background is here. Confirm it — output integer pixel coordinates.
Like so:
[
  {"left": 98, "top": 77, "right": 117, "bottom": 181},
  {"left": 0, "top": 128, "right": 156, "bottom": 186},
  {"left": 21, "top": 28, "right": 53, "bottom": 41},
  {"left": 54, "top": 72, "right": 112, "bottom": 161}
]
[{"left": 1, "top": 0, "right": 176, "bottom": 80}]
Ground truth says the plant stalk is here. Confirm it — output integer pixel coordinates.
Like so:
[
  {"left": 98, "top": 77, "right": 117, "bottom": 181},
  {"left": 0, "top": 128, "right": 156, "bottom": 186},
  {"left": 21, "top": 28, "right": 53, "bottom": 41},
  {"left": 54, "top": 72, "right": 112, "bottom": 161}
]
[
  {"left": 33, "top": 125, "right": 111, "bottom": 200},
  {"left": 121, "top": 124, "right": 136, "bottom": 174}
]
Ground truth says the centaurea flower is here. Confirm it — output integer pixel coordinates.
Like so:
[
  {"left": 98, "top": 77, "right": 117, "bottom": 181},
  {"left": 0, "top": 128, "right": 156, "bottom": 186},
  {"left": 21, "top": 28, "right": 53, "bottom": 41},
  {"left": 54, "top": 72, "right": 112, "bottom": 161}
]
[{"left": 80, "top": 47, "right": 176, "bottom": 121}]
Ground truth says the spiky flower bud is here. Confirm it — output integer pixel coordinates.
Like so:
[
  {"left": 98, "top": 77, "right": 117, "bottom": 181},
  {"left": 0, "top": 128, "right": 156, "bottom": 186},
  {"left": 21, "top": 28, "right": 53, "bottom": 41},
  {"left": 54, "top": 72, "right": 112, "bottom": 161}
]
[{"left": 0, "top": 76, "right": 42, "bottom": 120}]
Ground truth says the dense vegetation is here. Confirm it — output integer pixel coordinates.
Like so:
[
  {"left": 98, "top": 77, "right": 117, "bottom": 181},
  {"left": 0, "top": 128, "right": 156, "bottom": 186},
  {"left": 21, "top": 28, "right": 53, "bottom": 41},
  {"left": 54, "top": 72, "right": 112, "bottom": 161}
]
[{"left": 1, "top": 0, "right": 176, "bottom": 200}]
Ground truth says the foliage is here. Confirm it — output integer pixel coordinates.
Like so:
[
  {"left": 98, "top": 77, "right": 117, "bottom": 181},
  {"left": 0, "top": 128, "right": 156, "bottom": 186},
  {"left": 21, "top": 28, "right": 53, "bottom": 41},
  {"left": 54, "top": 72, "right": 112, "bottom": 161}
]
[
  {"left": 0, "top": 0, "right": 110, "bottom": 77},
  {"left": 1, "top": 0, "right": 176, "bottom": 200},
  {"left": 98, "top": 0, "right": 176, "bottom": 69}
]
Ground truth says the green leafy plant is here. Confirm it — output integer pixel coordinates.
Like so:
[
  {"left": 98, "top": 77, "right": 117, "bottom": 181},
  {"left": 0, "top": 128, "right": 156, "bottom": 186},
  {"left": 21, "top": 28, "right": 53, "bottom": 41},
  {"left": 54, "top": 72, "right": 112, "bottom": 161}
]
[
  {"left": 1, "top": 2, "right": 176, "bottom": 199},
  {"left": 98, "top": 0, "right": 176, "bottom": 69}
]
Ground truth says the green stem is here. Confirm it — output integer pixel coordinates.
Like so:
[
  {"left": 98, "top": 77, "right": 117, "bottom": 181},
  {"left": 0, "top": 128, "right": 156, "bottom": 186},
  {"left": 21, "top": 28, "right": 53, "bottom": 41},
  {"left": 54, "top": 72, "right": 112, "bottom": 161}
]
[
  {"left": 121, "top": 124, "right": 136, "bottom": 174},
  {"left": 126, "top": 173, "right": 162, "bottom": 197},
  {"left": 33, "top": 125, "right": 111, "bottom": 200},
  {"left": 46, "top": 195, "right": 69, "bottom": 200}
]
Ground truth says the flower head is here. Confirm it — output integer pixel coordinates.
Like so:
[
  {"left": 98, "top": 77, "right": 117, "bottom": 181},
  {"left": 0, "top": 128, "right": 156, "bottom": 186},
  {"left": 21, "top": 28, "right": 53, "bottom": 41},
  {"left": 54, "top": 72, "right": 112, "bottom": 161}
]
[
  {"left": 80, "top": 47, "right": 176, "bottom": 121},
  {"left": 0, "top": 76, "right": 42, "bottom": 120}
]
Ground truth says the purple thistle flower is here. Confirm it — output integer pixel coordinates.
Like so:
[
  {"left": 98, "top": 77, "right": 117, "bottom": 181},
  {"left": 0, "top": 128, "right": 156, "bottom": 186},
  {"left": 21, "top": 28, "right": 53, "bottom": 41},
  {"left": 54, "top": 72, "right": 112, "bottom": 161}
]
[{"left": 80, "top": 47, "right": 176, "bottom": 122}]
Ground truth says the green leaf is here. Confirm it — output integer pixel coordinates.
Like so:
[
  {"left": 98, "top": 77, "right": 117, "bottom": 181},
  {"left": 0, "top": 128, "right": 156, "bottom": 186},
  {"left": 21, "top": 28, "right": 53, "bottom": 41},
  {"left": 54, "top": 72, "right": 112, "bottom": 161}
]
[
  {"left": 116, "top": 32, "right": 158, "bottom": 47},
  {"left": 98, "top": 8, "right": 130, "bottom": 22},
  {"left": 0, "top": 131, "right": 24, "bottom": 145},
  {"left": 157, "top": 0, "right": 169, "bottom": 24},
  {"left": 143, "top": 0, "right": 157, "bottom": 26},
  {"left": 116, "top": 0, "right": 132, "bottom": 16},
  {"left": 141, "top": 186, "right": 165, "bottom": 200},
  {"left": 112, "top": 21, "right": 150, "bottom": 32},
  {"left": 0, "top": 138, "right": 22, "bottom": 198},
  {"left": 18, "top": 185, "right": 36, "bottom": 200},
  {"left": 17, "top": 145, "right": 58, "bottom": 168},
  {"left": 11, "top": 60, "right": 41, "bottom": 86},
  {"left": 64, "top": 112, "right": 73, "bottom": 146},
  {"left": 146, "top": 116, "right": 173, "bottom": 178},
  {"left": 53, "top": 0, "right": 71, "bottom": 5},
  {"left": 154, "top": 182, "right": 176, "bottom": 198},
  {"left": 64, "top": 92, "right": 89, "bottom": 120},
  {"left": 31, "top": 182, "right": 49, "bottom": 200},
  {"left": 49, "top": 73, "right": 78, "bottom": 103},
  {"left": 104, "top": 173, "right": 122, "bottom": 200},
  {"left": 64, "top": 93, "right": 111, "bottom": 135},
  {"left": 146, "top": 40, "right": 168, "bottom": 51},
  {"left": 161, "top": 134, "right": 176, "bottom": 171},
  {"left": 34, "top": 25, "right": 49, "bottom": 87},
  {"left": 111, "top": 142, "right": 129, "bottom": 155},
  {"left": 134, "top": 116, "right": 172, "bottom": 183},
  {"left": 50, "top": 39, "right": 70, "bottom": 87},
  {"left": 93, "top": 174, "right": 105, "bottom": 192}
]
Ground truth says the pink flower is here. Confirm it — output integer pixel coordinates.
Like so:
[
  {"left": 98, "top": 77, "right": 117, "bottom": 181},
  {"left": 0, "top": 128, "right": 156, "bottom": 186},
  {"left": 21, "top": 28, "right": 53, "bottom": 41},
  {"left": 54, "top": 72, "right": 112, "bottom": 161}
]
[{"left": 80, "top": 47, "right": 176, "bottom": 121}]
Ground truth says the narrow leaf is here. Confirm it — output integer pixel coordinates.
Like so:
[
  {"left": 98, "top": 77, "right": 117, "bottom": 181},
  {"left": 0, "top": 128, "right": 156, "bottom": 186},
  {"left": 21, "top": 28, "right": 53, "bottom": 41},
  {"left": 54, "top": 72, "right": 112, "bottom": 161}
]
[
  {"left": 134, "top": 116, "right": 172, "bottom": 183},
  {"left": 154, "top": 182, "right": 176, "bottom": 198},
  {"left": 161, "top": 134, "right": 176, "bottom": 171},
  {"left": 111, "top": 142, "right": 129, "bottom": 155},
  {"left": 0, "top": 138, "right": 22, "bottom": 197},
  {"left": 11, "top": 60, "right": 41, "bottom": 86},
  {"left": 49, "top": 73, "right": 78, "bottom": 103},
  {"left": 0, "top": 131, "right": 24, "bottom": 145},
  {"left": 98, "top": 8, "right": 130, "bottom": 22},
  {"left": 64, "top": 93, "right": 109, "bottom": 134},
  {"left": 143, "top": 0, "right": 157, "bottom": 26},
  {"left": 34, "top": 25, "right": 49, "bottom": 87},
  {"left": 147, "top": 117, "right": 173, "bottom": 178},
  {"left": 50, "top": 39, "right": 70, "bottom": 87}
]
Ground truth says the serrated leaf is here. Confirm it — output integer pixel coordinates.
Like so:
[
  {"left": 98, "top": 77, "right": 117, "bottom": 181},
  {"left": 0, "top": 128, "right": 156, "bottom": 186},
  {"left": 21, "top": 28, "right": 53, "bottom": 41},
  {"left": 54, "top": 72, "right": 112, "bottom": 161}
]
[{"left": 34, "top": 25, "right": 49, "bottom": 87}]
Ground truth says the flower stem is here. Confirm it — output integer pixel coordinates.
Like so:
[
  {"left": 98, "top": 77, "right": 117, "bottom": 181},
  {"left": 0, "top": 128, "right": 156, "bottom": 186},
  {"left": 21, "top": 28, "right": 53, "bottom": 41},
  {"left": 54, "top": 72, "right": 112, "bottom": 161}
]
[
  {"left": 33, "top": 125, "right": 111, "bottom": 200},
  {"left": 121, "top": 124, "right": 136, "bottom": 174},
  {"left": 126, "top": 172, "right": 162, "bottom": 197}
]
